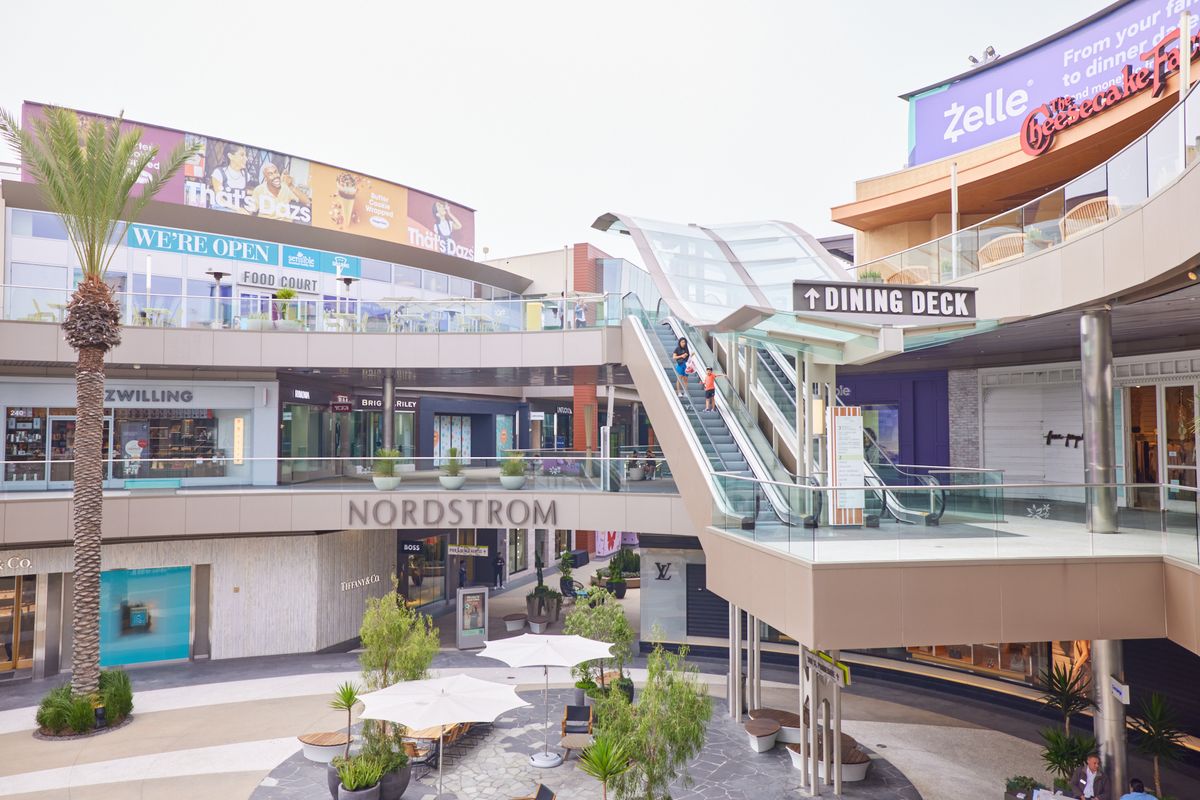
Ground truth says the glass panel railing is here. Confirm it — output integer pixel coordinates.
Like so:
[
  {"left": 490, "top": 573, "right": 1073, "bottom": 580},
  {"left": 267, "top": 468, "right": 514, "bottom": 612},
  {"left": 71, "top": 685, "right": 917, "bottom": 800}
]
[
  {"left": 851, "top": 74, "right": 1200, "bottom": 286},
  {"left": 0, "top": 455, "right": 678, "bottom": 496},
  {"left": 708, "top": 476, "right": 1200, "bottom": 565},
  {"left": 1, "top": 290, "right": 620, "bottom": 334}
]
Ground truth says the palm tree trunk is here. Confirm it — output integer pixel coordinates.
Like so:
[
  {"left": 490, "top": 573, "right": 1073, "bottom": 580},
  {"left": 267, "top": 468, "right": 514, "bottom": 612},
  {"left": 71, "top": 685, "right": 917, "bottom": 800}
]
[
  {"left": 70, "top": 345, "right": 106, "bottom": 697},
  {"left": 1154, "top": 755, "right": 1162, "bottom": 798}
]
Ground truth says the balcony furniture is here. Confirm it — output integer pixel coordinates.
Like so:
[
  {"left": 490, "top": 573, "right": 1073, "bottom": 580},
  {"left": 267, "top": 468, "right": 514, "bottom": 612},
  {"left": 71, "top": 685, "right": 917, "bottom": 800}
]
[
  {"left": 1060, "top": 196, "right": 1120, "bottom": 241},
  {"left": 559, "top": 732, "right": 593, "bottom": 761},
  {"left": 48, "top": 302, "right": 69, "bottom": 321},
  {"left": 744, "top": 717, "right": 781, "bottom": 752},
  {"left": 402, "top": 739, "right": 439, "bottom": 779},
  {"left": 513, "top": 785, "right": 556, "bottom": 800},
  {"left": 26, "top": 298, "right": 57, "bottom": 322},
  {"left": 504, "top": 613, "right": 528, "bottom": 633},
  {"left": 561, "top": 705, "right": 593, "bottom": 735},
  {"left": 977, "top": 233, "right": 1026, "bottom": 269},
  {"left": 297, "top": 730, "right": 350, "bottom": 763},
  {"left": 884, "top": 266, "right": 930, "bottom": 285}
]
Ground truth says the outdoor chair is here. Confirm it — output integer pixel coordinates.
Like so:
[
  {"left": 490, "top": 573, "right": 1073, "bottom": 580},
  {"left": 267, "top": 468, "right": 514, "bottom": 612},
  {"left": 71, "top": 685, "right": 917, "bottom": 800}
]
[
  {"left": 977, "top": 232, "right": 1026, "bottom": 268},
  {"left": 561, "top": 705, "right": 593, "bottom": 735},
  {"left": 403, "top": 740, "right": 439, "bottom": 779},
  {"left": 1059, "top": 196, "right": 1119, "bottom": 241},
  {"left": 513, "top": 785, "right": 556, "bottom": 800}
]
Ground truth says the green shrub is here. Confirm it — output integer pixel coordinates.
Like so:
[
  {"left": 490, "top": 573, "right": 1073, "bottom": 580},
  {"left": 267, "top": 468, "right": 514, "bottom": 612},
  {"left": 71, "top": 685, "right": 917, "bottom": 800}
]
[
  {"left": 99, "top": 669, "right": 134, "bottom": 722},
  {"left": 373, "top": 448, "right": 401, "bottom": 477},
  {"left": 1006, "top": 776, "right": 1044, "bottom": 793},
  {"left": 857, "top": 270, "right": 884, "bottom": 283},
  {"left": 608, "top": 565, "right": 625, "bottom": 585},
  {"left": 500, "top": 453, "right": 526, "bottom": 477},
  {"left": 36, "top": 685, "right": 94, "bottom": 734},
  {"left": 443, "top": 446, "right": 463, "bottom": 477},
  {"left": 337, "top": 754, "right": 385, "bottom": 791},
  {"left": 610, "top": 548, "right": 640, "bottom": 575}
]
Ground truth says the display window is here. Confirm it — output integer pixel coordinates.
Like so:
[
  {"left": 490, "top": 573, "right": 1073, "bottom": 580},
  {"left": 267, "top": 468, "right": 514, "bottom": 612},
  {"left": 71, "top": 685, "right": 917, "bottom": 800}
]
[
  {"left": 907, "top": 641, "right": 1043, "bottom": 683},
  {"left": 400, "top": 536, "right": 447, "bottom": 609},
  {"left": 99, "top": 566, "right": 192, "bottom": 667},
  {"left": 434, "top": 415, "right": 472, "bottom": 465},
  {"left": 0, "top": 574, "right": 37, "bottom": 673},
  {"left": 508, "top": 530, "right": 528, "bottom": 574}
]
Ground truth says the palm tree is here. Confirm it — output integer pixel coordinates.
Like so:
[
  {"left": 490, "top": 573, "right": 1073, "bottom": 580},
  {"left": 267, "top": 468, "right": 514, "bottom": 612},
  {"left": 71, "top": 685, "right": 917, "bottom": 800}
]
[
  {"left": 0, "top": 106, "right": 194, "bottom": 697},
  {"left": 1038, "top": 663, "right": 1094, "bottom": 736},
  {"left": 1132, "top": 692, "right": 1186, "bottom": 798},
  {"left": 577, "top": 734, "right": 631, "bottom": 800},
  {"left": 329, "top": 681, "right": 362, "bottom": 759}
]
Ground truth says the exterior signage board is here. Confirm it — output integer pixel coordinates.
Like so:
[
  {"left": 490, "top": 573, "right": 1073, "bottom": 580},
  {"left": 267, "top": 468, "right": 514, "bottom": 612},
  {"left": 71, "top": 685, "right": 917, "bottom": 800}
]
[
  {"left": 826, "top": 405, "right": 865, "bottom": 526},
  {"left": 448, "top": 544, "right": 489, "bottom": 557},
  {"left": 793, "top": 280, "right": 976, "bottom": 319},
  {"left": 455, "top": 586, "right": 489, "bottom": 650},
  {"left": 349, "top": 497, "right": 557, "bottom": 528},
  {"left": 805, "top": 649, "right": 851, "bottom": 687},
  {"left": 1110, "top": 675, "right": 1131, "bottom": 705},
  {"left": 905, "top": 1, "right": 1197, "bottom": 165}
]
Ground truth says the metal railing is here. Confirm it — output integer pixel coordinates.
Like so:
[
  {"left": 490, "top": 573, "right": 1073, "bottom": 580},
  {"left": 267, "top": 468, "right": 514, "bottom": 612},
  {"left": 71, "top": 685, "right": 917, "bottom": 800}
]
[{"left": 1, "top": 286, "right": 623, "bottom": 334}]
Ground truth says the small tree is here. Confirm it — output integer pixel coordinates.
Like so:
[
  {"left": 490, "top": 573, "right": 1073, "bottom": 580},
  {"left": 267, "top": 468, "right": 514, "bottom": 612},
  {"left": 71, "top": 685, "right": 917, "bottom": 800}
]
[
  {"left": 1039, "top": 664, "right": 1093, "bottom": 735},
  {"left": 596, "top": 642, "right": 711, "bottom": 800},
  {"left": 1132, "top": 692, "right": 1186, "bottom": 798},
  {"left": 564, "top": 587, "right": 634, "bottom": 688},
  {"left": 1039, "top": 729, "right": 1096, "bottom": 788},
  {"left": 579, "top": 733, "right": 632, "bottom": 800},
  {"left": 359, "top": 576, "right": 439, "bottom": 691},
  {"left": 329, "top": 681, "right": 361, "bottom": 759}
]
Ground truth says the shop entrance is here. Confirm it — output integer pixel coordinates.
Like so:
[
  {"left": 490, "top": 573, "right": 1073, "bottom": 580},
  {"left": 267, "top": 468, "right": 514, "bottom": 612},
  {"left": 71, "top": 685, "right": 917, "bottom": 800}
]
[
  {"left": 1126, "top": 384, "right": 1197, "bottom": 511},
  {"left": 48, "top": 415, "right": 114, "bottom": 489},
  {"left": 0, "top": 574, "right": 37, "bottom": 675}
]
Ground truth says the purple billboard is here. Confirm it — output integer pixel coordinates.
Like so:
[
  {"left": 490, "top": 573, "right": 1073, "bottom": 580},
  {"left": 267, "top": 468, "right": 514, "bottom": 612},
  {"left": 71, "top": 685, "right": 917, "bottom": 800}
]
[{"left": 906, "top": 0, "right": 1195, "bottom": 166}]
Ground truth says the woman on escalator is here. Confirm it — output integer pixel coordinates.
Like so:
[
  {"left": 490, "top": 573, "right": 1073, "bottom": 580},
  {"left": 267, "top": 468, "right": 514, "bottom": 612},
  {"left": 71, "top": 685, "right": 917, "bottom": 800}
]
[{"left": 672, "top": 337, "right": 691, "bottom": 397}]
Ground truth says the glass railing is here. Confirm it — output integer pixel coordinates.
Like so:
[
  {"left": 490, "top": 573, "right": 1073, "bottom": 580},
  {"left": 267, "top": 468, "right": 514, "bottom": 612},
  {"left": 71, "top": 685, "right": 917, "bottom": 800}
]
[
  {"left": 853, "top": 77, "right": 1200, "bottom": 285},
  {"left": 1, "top": 287, "right": 622, "bottom": 334},
  {"left": 0, "top": 455, "right": 678, "bottom": 496},
  {"left": 710, "top": 474, "right": 1200, "bottom": 565}
]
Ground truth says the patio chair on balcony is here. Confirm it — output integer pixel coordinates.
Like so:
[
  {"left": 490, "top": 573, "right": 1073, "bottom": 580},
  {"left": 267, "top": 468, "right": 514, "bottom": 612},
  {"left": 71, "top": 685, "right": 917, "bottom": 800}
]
[
  {"left": 26, "top": 298, "right": 57, "bottom": 322},
  {"left": 977, "top": 233, "right": 1026, "bottom": 268},
  {"left": 884, "top": 266, "right": 930, "bottom": 285},
  {"left": 1059, "top": 197, "right": 1120, "bottom": 241}
]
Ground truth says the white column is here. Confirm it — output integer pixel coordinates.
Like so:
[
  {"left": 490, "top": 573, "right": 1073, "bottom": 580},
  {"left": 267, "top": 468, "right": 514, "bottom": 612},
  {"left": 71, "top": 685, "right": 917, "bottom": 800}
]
[
  {"left": 1093, "top": 640, "right": 1127, "bottom": 793},
  {"left": 728, "top": 604, "right": 737, "bottom": 718},
  {"left": 832, "top": 649, "right": 843, "bottom": 796},
  {"left": 731, "top": 605, "right": 742, "bottom": 719},
  {"left": 802, "top": 354, "right": 815, "bottom": 477},
  {"left": 808, "top": 668, "right": 821, "bottom": 792},
  {"left": 798, "top": 649, "right": 809, "bottom": 793}
]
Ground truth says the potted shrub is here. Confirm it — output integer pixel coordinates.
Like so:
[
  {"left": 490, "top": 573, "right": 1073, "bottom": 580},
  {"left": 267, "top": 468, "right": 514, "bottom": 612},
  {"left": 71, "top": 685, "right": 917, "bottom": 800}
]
[
  {"left": 274, "top": 288, "right": 302, "bottom": 329},
  {"left": 372, "top": 448, "right": 401, "bottom": 491},
  {"left": 326, "top": 682, "right": 361, "bottom": 798},
  {"left": 499, "top": 453, "right": 527, "bottom": 489},
  {"left": 360, "top": 722, "right": 411, "bottom": 800},
  {"left": 857, "top": 269, "right": 884, "bottom": 283},
  {"left": 607, "top": 565, "right": 627, "bottom": 600},
  {"left": 574, "top": 676, "right": 598, "bottom": 706},
  {"left": 627, "top": 458, "right": 644, "bottom": 482},
  {"left": 242, "top": 311, "right": 271, "bottom": 331},
  {"left": 1004, "top": 775, "right": 1045, "bottom": 800},
  {"left": 337, "top": 754, "right": 385, "bottom": 800},
  {"left": 612, "top": 674, "right": 635, "bottom": 704},
  {"left": 439, "top": 446, "right": 466, "bottom": 489},
  {"left": 1040, "top": 728, "right": 1095, "bottom": 794},
  {"left": 559, "top": 550, "right": 575, "bottom": 596}
]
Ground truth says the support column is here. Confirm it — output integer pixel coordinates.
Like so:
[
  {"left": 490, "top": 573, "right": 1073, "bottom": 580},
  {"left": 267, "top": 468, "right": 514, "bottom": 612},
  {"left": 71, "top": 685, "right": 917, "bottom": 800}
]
[
  {"left": 795, "top": 349, "right": 806, "bottom": 477},
  {"left": 727, "top": 604, "right": 737, "bottom": 719},
  {"left": 802, "top": 354, "right": 814, "bottom": 477},
  {"left": 731, "top": 605, "right": 742, "bottom": 719},
  {"left": 382, "top": 370, "right": 395, "bottom": 450},
  {"left": 832, "top": 650, "right": 843, "bottom": 796},
  {"left": 798, "top": 650, "right": 808, "bottom": 792},
  {"left": 747, "top": 615, "right": 759, "bottom": 710},
  {"left": 1093, "top": 640, "right": 1127, "bottom": 793},
  {"left": 1080, "top": 308, "right": 1118, "bottom": 533},
  {"left": 747, "top": 345, "right": 759, "bottom": 419},
  {"left": 631, "top": 402, "right": 640, "bottom": 448}
]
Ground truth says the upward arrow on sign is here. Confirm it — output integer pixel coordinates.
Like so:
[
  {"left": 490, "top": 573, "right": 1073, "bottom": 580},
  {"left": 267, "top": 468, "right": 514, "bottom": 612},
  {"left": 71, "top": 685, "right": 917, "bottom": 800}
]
[{"left": 803, "top": 288, "right": 819, "bottom": 310}]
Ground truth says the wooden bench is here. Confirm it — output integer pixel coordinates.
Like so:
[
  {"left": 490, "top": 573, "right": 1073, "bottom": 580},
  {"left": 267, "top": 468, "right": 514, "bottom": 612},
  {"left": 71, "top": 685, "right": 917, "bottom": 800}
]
[
  {"left": 785, "top": 742, "right": 871, "bottom": 781},
  {"left": 744, "top": 718, "right": 781, "bottom": 752},
  {"left": 298, "top": 731, "right": 349, "bottom": 763}
]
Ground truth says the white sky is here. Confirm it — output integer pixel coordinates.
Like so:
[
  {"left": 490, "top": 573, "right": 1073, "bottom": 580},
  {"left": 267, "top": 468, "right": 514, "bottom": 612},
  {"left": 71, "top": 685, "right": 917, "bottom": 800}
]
[{"left": 2, "top": 0, "right": 1103, "bottom": 263}]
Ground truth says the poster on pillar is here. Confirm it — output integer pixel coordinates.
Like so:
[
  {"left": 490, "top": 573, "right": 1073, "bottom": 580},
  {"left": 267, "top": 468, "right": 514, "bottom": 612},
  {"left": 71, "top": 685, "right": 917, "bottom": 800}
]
[{"left": 826, "top": 405, "right": 865, "bottom": 525}]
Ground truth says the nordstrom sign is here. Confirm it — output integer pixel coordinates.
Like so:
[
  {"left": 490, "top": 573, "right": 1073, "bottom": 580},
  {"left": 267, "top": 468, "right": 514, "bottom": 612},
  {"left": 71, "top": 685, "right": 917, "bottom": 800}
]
[{"left": 349, "top": 498, "right": 557, "bottom": 528}]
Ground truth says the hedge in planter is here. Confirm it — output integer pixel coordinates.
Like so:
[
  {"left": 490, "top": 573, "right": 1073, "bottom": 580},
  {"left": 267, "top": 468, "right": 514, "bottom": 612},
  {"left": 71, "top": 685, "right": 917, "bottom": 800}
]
[{"left": 36, "top": 668, "right": 134, "bottom": 735}]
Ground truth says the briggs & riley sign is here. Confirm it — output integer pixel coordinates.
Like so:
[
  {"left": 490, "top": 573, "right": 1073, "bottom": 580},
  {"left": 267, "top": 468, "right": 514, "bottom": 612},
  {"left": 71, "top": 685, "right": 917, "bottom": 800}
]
[
  {"left": 1022, "top": 27, "right": 1200, "bottom": 155},
  {"left": 793, "top": 280, "right": 976, "bottom": 319}
]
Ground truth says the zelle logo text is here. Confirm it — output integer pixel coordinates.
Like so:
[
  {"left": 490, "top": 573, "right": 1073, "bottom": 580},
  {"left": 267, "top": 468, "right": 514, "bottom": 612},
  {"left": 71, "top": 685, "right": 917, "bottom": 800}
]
[{"left": 943, "top": 87, "right": 1030, "bottom": 144}]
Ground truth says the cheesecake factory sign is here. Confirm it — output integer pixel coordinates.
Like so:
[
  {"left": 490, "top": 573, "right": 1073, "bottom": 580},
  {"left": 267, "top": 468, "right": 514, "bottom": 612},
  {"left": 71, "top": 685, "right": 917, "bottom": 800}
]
[{"left": 349, "top": 497, "right": 557, "bottom": 528}]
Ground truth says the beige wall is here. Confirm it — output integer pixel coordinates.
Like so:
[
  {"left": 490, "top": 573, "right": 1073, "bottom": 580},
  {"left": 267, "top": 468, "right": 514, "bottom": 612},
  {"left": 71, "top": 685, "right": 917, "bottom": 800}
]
[{"left": 484, "top": 250, "right": 573, "bottom": 296}]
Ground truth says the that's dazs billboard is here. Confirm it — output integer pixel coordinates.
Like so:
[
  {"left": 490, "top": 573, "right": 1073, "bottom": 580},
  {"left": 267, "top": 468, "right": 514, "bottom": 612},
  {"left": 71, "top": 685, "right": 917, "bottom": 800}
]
[
  {"left": 906, "top": 0, "right": 1198, "bottom": 165},
  {"left": 19, "top": 102, "right": 475, "bottom": 260}
]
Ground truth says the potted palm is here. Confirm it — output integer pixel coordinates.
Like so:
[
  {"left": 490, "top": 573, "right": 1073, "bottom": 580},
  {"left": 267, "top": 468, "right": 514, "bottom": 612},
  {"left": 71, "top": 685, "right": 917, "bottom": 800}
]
[
  {"left": 327, "top": 682, "right": 361, "bottom": 798},
  {"left": 372, "top": 448, "right": 401, "bottom": 491},
  {"left": 607, "top": 565, "right": 627, "bottom": 600},
  {"left": 439, "top": 446, "right": 466, "bottom": 489},
  {"left": 1132, "top": 692, "right": 1186, "bottom": 799},
  {"left": 337, "top": 754, "right": 385, "bottom": 800},
  {"left": 499, "top": 453, "right": 527, "bottom": 490},
  {"left": 360, "top": 722, "right": 411, "bottom": 800},
  {"left": 274, "top": 287, "right": 301, "bottom": 330},
  {"left": 578, "top": 734, "right": 631, "bottom": 800}
]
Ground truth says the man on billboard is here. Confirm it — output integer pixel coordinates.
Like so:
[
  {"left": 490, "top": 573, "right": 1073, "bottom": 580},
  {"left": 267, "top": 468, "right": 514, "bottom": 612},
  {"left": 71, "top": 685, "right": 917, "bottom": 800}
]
[{"left": 250, "top": 161, "right": 312, "bottom": 222}]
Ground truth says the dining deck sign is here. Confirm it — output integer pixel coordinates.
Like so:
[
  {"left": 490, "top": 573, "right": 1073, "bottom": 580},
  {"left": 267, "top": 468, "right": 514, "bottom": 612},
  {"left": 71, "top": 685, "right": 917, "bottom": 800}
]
[{"left": 793, "top": 280, "right": 977, "bottom": 319}]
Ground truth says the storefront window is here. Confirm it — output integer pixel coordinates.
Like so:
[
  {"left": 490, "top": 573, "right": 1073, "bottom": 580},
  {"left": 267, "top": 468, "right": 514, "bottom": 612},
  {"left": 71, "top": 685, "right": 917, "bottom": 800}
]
[
  {"left": 0, "top": 575, "right": 37, "bottom": 672},
  {"left": 434, "top": 415, "right": 472, "bottom": 465},
  {"left": 401, "top": 536, "right": 447, "bottom": 609},
  {"left": 349, "top": 411, "right": 416, "bottom": 460},
  {"left": 554, "top": 530, "right": 572, "bottom": 558},
  {"left": 113, "top": 409, "right": 234, "bottom": 479},
  {"left": 99, "top": 566, "right": 192, "bottom": 667},
  {"left": 5, "top": 407, "right": 47, "bottom": 482},
  {"left": 508, "top": 530, "right": 528, "bottom": 574},
  {"left": 907, "top": 641, "right": 1042, "bottom": 683}
]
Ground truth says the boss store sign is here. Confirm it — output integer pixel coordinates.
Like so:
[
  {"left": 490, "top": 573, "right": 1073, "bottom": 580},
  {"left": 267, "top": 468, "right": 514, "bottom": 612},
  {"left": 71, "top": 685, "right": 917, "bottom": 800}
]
[{"left": 285, "top": 385, "right": 333, "bottom": 406}]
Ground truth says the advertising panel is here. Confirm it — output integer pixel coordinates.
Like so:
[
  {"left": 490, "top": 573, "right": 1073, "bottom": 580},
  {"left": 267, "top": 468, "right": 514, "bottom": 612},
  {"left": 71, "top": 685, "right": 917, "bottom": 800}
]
[
  {"left": 310, "top": 164, "right": 408, "bottom": 243},
  {"left": 906, "top": 2, "right": 1195, "bottom": 165},
  {"left": 20, "top": 102, "right": 474, "bottom": 257},
  {"left": 99, "top": 566, "right": 192, "bottom": 666},
  {"left": 826, "top": 405, "right": 865, "bottom": 526},
  {"left": 406, "top": 188, "right": 476, "bottom": 260}
]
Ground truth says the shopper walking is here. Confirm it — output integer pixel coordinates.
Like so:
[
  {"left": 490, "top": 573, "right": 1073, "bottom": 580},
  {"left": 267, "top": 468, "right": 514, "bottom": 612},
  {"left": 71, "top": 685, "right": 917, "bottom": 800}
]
[
  {"left": 458, "top": 559, "right": 468, "bottom": 591},
  {"left": 494, "top": 553, "right": 505, "bottom": 589},
  {"left": 1069, "top": 753, "right": 1110, "bottom": 800},
  {"left": 672, "top": 337, "right": 691, "bottom": 396}
]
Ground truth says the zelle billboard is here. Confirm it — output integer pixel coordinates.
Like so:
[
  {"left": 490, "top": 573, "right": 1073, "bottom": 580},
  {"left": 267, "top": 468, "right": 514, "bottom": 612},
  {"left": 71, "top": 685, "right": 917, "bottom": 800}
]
[{"left": 907, "top": 0, "right": 1199, "bottom": 165}]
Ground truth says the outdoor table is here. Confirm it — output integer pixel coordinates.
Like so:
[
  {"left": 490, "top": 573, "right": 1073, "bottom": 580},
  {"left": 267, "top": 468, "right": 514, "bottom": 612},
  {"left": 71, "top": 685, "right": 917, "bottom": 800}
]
[
  {"left": 744, "top": 717, "right": 781, "bottom": 752},
  {"left": 48, "top": 302, "right": 68, "bottom": 322},
  {"left": 403, "top": 724, "right": 446, "bottom": 740},
  {"left": 141, "top": 307, "right": 171, "bottom": 327},
  {"left": 559, "top": 732, "right": 593, "bottom": 760}
]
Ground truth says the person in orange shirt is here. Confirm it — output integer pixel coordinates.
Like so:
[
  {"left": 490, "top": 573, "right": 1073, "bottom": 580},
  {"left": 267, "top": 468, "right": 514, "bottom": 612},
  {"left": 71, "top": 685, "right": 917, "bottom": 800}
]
[{"left": 702, "top": 367, "right": 724, "bottom": 412}]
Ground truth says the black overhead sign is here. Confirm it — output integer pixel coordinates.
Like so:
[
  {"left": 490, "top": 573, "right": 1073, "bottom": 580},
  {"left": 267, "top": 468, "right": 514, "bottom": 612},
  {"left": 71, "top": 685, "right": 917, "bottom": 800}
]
[{"left": 793, "top": 280, "right": 976, "bottom": 319}]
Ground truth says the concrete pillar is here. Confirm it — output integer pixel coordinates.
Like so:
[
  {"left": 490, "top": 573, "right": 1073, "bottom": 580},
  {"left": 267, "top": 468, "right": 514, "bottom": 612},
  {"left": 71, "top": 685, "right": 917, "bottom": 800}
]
[
  {"left": 832, "top": 649, "right": 843, "bottom": 796},
  {"left": 1093, "top": 640, "right": 1127, "bottom": 793},
  {"left": 747, "top": 615, "right": 759, "bottom": 710},
  {"left": 382, "top": 371, "right": 395, "bottom": 451},
  {"left": 728, "top": 604, "right": 737, "bottom": 719},
  {"left": 802, "top": 354, "right": 814, "bottom": 477},
  {"left": 1080, "top": 307, "right": 1118, "bottom": 533},
  {"left": 747, "top": 345, "right": 759, "bottom": 419},
  {"left": 631, "top": 402, "right": 640, "bottom": 448},
  {"left": 731, "top": 605, "right": 742, "bottom": 719}
]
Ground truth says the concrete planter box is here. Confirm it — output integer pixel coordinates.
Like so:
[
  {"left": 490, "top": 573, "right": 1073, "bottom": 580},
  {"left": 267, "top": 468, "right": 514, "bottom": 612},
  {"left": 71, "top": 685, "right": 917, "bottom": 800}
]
[
  {"left": 503, "top": 614, "right": 527, "bottom": 633},
  {"left": 593, "top": 575, "right": 642, "bottom": 590}
]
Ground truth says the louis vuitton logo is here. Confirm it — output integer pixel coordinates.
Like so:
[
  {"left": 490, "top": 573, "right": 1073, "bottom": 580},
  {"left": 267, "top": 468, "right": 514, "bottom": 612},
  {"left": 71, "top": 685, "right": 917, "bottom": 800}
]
[{"left": 655, "top": 562, "right": 672, "bottom": 581}]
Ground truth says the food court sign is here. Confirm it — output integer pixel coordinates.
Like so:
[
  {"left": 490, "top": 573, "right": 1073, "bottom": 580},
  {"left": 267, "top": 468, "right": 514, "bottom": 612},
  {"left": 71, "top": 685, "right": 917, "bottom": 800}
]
[{"left": 905, "top": 1, "right": 1197, "bottom": 165}]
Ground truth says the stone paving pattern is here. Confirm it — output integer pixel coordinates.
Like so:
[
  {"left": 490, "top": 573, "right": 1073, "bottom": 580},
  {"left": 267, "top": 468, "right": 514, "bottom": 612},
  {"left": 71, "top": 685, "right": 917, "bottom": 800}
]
[{"left": 250, "top": 690, "right": 921, "bottom": 800}]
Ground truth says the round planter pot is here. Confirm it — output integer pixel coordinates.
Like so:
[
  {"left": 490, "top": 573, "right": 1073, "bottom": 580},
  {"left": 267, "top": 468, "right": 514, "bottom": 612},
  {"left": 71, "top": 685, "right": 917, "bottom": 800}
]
[
  {"left": 439, "top": 475, "right": 466, "bottom": 490},
  {"left": 610, "top": 581, "right": 627, "bottom": 600},
  {"left": 500, "top": 475, "right": 527, "bottom": 490},
  {"left": 559, "top": 577, "right": 574, "bottom": 596},
  {"left": 378, "top": 765, "right": 412, "bottom": 800},
  {"left": 573, "top": 687, "right": 587, "bottom": 706},
  {"left": 326, "top": 764, "right": 341, "bottom": 799},
  {"left": 372, "top": 476, "right": 401, "bottom": 491},
  {"left": 747, "top": 730, "right": 778, "bottom": 753},
  {"left": 338, "top": 784, "right": 381, "bottom": 800},
  {"left": 628, "top": 467, "right": 644, "bottom": 481}
]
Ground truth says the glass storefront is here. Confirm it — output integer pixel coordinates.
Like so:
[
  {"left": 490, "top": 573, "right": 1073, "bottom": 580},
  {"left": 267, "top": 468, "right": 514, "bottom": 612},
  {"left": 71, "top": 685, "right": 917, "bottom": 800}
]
[
  {"left": 99, "top": 566, "right": 192, "bottom": 667},
  {"left": 0, "top": 574, "right": 36, "bottom": 674},
  {"left": 906, "top": 642, "right": 1044, "bottom": 684},
  {"left": 399, "top": 536, "right": 447, "bottom": 609},
  {"left": 508, "top": 529, "right": 528, "bottom": 574},
  {"left": 555, "top": 530, "right": 572, "bottom": 558},
  {"left": 434, "top": 414, "right": 472, "bottom": 465},
  {"left": 531, "top": 405, "right": 573, "bottom": 450}
]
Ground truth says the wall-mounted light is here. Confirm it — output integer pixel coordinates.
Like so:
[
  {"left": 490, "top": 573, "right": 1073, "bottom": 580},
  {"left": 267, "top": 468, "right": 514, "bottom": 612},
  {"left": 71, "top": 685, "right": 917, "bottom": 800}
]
[{"left": 1188, "top": 271, "right": 1197, "bottom": 281}]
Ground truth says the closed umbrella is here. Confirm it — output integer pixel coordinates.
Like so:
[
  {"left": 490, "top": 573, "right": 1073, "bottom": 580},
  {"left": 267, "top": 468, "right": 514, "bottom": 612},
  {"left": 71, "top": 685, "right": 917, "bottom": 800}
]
[
  {"left": 479, "top": 633, "right": 613, "bottom": 768},
  {"left": 359, "top": 674, "right": 529, "bottom": 795}
]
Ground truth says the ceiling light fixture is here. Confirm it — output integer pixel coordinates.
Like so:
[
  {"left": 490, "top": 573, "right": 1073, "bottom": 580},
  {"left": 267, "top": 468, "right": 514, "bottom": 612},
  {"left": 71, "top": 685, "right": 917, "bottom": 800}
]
[{"left": 1188, "top": 271, "right": 1197, "bottom": 281}]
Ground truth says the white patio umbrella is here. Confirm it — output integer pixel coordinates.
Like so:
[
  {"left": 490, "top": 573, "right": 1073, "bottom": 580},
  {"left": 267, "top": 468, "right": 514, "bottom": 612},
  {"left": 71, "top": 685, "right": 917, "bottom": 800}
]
[
  {"left": 358, "top": 674, "right": 529, "bottom": 795},
  {"left": 479, "top": 633, "right": 613, "bottom": 768}
]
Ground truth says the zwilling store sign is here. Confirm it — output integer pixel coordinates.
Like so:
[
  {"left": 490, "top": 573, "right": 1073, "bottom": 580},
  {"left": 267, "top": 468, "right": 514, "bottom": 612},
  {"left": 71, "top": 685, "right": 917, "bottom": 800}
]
[
  {"left": 793, "top": 280, "right": 976, "bottom": 319},
  {"left": 906, "top": 2, "right": 1198, "bottom": 165},
  {"left": 22, "top": 102, "right": 476, "bottom": 259}
]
